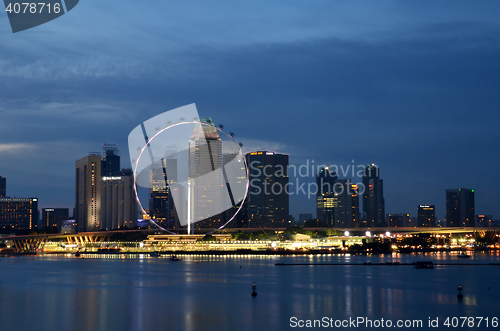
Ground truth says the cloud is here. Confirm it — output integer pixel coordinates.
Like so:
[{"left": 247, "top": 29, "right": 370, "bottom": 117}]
[{"left": 0, "top": 143, "right": 36, "bottom": 153}]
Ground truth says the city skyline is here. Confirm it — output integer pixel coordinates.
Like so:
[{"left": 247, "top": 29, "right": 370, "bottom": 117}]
[
  {"left": 2, "top": 141, "right": 498, "bottom": 227},
  {"left": 1, "top": 1, "right": 500, "bottom": 223}
]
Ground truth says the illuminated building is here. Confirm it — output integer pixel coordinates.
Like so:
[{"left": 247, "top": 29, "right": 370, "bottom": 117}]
[
  {"left": 387, "top": 213, "right": 412, "bottom": 227},
  {"left": 42, "top": 208, "right": 69, "bottom": 229},
  {"left": 101, "top": 174, "right": 137, "bottom": 230},
  {"left": 316, "top": 167, "right": 338, "bottom": 225},
  {"left": 188, "top": 118, "right": 223, "bottom": 229},
  {"left": 149, "top": 155, "right": 179, "bottom": 229},
  {"left": 332, "top": 179, "right": 359, "bottom": 228},
  {"left": 101, "top": 144, "right": 120, "bottom": 176},
  {"left": 475, "top": 214, "right": 492, "bottom": 227},
  {"left": 0, "top": 197, "right": 38, "bottom": 230},
  {"left": 362, "top": 164, "right": 385, "bottom": 227},
  {"left": 75, "top": 153, "right": 102, "bottom": 232},
  {"left": 446, "top": 188, "right": 475, "bottom": 227},
  {"left": 418, "top": 205, "right": 435, "bottom": 227},
  {"left": 0, "top": 175, "right": 5, "bottom": 197},
  {"left": 246, "top": 151, "right": 289, "bottom": 228}
]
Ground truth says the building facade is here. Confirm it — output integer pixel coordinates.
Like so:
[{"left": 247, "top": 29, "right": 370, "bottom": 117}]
[
  {"left": 0, "top": 197, "right": 38, "bottom": 231},
  {"left": 0, "top": 175, "right": 5, "bottom": 197},
  {"left": 362, "top": 164, "right": 385, "bottom": 227},
  {"left": 75, "top": 153, "right": 102, "bottom": 232},
  {"left": 100, "top": 175, "right": 137, "bottom": 230},
  {"left": 446, "top": 188, "right": 475, "bottom": 227},
  {"left": 418, "top": 205, "right": 436, "bottom": 227},
  {"left": 42, "top": 208, "right": 69, "bottom": 229},
  {"left": 246, "top": 151, "right": 289, "bottom": 228}
]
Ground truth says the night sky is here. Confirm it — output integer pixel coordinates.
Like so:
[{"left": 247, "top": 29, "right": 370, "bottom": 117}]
[{"left": 1, "top": 0, "right": 499, "bottom": 222}]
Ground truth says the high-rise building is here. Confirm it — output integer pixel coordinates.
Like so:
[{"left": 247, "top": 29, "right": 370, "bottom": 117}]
[
  {"left": 246, "top": 151, "right": 289, "bottom": 228},
  {"left": 475, "top": 214, "right": 492, "bottom": 227},
  {"left": 188, "top": 118, "right": 223, "bottom": 228},
  {"left": 446, "top": 188, "right": 475, "bottom": 227},
  {"left": 387, "top": 213, "right": 412, "bottom": 227},
  {"left": 100, "top": 174, "right": 137, "bottom": 230},
  {"left": 149, "top": 156, "right": 179, "bottom": 229},
  {"left": 332, "top": 179, "right": 359, "bottom": 228},
  {"left": 362, "top": 164, "right": 385, "bottom": 227},
  {"left": 101, "top": 144, "right": 120, "bottom": 176},
  {"left": 0, "top": 175, "right": 5, "bottom": 197},
  {"left": 417, "top": 205, "right": 435, "bottom": 227},
  {"left": 0, "top": 197, "right": 38, "bottom": 230},
  {"left": 316, "top": 167, "right": 338, "bottom": 225},
  {"left": 42, "top": 208, "right": 69, "bottom": 229},
  {"left": 75, "top": 153, "right": 102, "bottom": 232}
]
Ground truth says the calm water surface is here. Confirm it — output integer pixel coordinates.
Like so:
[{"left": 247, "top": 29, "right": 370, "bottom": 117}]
[{"left": 1, "top": 252, "right": 499, "bottom": 331}]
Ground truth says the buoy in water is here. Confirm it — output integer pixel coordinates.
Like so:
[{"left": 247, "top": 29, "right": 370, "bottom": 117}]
[{"left": 252, "top": 282, "right": 257, "bottom": 296}]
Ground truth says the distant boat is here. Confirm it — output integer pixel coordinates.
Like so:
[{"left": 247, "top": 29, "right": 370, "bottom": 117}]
[
  {"left": 458, "top": 252, "right": 470, "bottom": 258},
  {"left": 75, "top": 251, "right": 81, "bottom": 258},
  {"left": 170, "top": 255, "right": 181, "bottom": 261},
  {"left": 150, "top": 251, "right": 160, "bottom": 257},
  {"left": 414, "top": 261, "right": 434, "bottom": 269}
]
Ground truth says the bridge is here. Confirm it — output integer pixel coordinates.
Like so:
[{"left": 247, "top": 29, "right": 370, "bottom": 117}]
[
  {"left": 0, "top": 227, "right": 496, "bottom": 253},
  {"left": 0, "top": 229, "right": 155, "bottom": 253}
]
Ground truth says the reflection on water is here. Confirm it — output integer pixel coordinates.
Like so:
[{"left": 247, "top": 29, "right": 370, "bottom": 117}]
[{"left": 0, "top": 252, "right": 498, "bottom": 330}]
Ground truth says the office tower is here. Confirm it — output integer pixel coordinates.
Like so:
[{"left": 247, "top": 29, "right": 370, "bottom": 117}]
[
  {"left": 475, "top": 214, "right": 492, "bottom": 227},
  {"left": 75, "top": 153, "right": 102, "bottom": 232},
  {"left": 246, "top": 151, "right": 289, "bottom": 228},
  {"left": 362, "top": 164, "right": 385, "bottom": 227},
  {"left": 317, "top": 194, "right": 336, "bottom": 226},
  {"left": 220, "top": 152, "right": 248, "bottom": 228},
  {"left": 316, "top": 167, "right": 338, "bottom": 225},
  {"left": 42, "top": 208, "right": 69, "bottom": 229},
  {"left": 446, "top": 188, "right": 475, "bottom": 227},
  {"left": 387, "top": 213, "right": 412, "bottom": 227},
  {"left": 189, "top": 118, "right": 223, "bottom": 228},
  {"left": 332, "top": 179, "right": 359, "bottom": 228},
  {"left": 316, "top": 167, "right": 338, "bottom": 196},
  {"left": 418, "top": 205, "right": 436, "bottom": 227},
  {"left": 149, "top": 155, "right": 179, "bottom": 229},
  {"left": 0, "top": 175, "right": 5, "bottom": 197},
  {"left": 0, "top": 197, "right": 38, "bottom": 230},
  {"left": 101, "top": 173, "right": 137, "bottom": 230},
  {"left": 101, "top": 144, "right": 120, "bottom": 176}
]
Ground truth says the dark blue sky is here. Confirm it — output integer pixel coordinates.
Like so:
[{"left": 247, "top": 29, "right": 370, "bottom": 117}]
[{"left": 1, "top": 0, "right": 499, "bottom": 221}]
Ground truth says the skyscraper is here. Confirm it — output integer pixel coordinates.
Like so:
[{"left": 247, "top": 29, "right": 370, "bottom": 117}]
[
  {"left": 0, "top": 197, "right": 38, "bottom": 231},
  {"left": 0, "top": 175, "right": 5, "bottom": 197},
  {"left": 446, "top": 188, "right": 475, "bottom": 227},
  {"left": 149, "top": 156, "right": 178, "bottom": 229},
  {"left": 418, "top": 205, "right": 435, "bottom": 227},
  {"left": 42, "top": 208, "right": 69, "bottom": 229},
  {"left": 332, "top": 179, "right": 359, "bottom": 228},
  {"left": 75, "top": 153, "right": 102, "bottom": 232},
  {"left": 188, "top": 118, "right": 223, "bottom": 227},
  {"left": 316, "top": 167, "right": 338, "bottom": 225},
  {"left": 101, "top": 174, "right": 137, "bottom": 230},
  {"left": 101, "top": 144, "right": 120, "bottom": 176},
  {"left": 362, "top": 164, "right": 385, "bottom": 227},
  {"left": 246, "top": 151, "right": 289, "bottom": 228}
]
